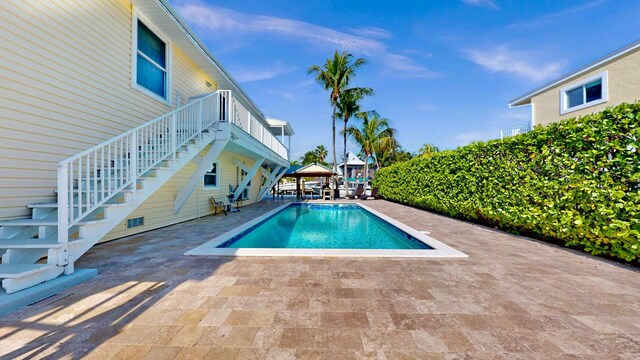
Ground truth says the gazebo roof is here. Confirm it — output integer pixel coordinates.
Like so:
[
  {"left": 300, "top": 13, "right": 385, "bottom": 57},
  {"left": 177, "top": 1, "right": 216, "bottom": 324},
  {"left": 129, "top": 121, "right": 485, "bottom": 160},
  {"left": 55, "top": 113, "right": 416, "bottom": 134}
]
[{"left": 283, "top": 163, "right": 336, "bottom": 177}]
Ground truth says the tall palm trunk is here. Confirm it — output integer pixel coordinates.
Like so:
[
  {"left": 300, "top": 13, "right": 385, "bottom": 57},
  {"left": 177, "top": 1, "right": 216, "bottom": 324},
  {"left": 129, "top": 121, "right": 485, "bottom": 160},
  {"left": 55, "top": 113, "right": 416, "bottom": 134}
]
[
  {"left": 343, "top": 119, "right": 348, "bottom": 195},
  {"left": 332, "top": 103, "right": 338, "bottom": 190}
]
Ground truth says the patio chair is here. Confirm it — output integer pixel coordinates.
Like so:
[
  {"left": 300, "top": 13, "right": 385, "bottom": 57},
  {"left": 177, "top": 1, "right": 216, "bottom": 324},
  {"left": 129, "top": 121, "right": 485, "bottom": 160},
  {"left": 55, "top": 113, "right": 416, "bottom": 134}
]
[
  {"left": 346, "top": 185, "right": 364, "bottom": 199},
  {"left": 210, "top": 196, "right": 229, "bottom": 215},
  {"left": 360, "top": 187, "right": 379, "bottom": 200}
]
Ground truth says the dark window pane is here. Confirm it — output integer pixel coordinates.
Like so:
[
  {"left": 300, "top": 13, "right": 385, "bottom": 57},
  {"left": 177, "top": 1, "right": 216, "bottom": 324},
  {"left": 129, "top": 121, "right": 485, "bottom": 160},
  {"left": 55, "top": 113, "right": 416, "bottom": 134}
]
[
  {"left": 567, "top": 86, "right": 584, "bottom": 108},
  {"left": 137, "top": 54, "right": 165, "bottom": 97},
  {"left": 204, "top": 174, "right": 217, "bottom": 186},
  {"left": 585, "top": 80, "right": 602, "bottom": 103},
  {"left": 137, "top": 21, "right": 165, "bottom": 67}
]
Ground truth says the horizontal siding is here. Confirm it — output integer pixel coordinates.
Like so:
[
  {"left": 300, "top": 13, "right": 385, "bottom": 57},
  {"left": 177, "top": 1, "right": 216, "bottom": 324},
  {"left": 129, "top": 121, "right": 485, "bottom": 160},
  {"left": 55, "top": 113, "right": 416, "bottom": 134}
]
[
  {"left": 103, "top": 150, "right": 267, "bottom": 242},
  {"left": 0, "top": 0, "right": 217, "bottom": 220}
]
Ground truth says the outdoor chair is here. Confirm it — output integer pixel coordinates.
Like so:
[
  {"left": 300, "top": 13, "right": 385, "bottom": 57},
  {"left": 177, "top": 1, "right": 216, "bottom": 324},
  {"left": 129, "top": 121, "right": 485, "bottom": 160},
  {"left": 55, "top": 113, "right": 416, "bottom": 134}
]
[
  {"left": 360, "top": 187, "right": 379, "bottom": 200},
  {"left": 210, "top": 196, "right": 229, "bottom": 215},
  {"left": 347, "top": 185, "right": 364, "bottom": 199}
]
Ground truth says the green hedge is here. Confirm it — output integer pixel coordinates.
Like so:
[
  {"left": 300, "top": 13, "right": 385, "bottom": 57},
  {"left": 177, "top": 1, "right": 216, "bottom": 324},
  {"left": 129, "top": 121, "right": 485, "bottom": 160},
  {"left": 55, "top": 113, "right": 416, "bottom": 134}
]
[{"left": 374, "top": 103, "right": 640, "bottom": 262}]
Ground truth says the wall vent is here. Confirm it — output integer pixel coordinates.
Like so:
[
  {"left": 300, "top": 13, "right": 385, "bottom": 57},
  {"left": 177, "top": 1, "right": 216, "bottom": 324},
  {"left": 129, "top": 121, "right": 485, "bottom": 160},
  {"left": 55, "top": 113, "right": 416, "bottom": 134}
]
[{"left": 127, "top": 217, "right": 144, "bottom": 229}]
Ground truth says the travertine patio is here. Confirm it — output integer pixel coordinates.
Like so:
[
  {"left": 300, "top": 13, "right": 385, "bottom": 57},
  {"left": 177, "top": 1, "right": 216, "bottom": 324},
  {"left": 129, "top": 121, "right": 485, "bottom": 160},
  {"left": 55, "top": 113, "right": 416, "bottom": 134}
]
[{"left": 1, "top": 199, "right": 639, "bottom": 359}]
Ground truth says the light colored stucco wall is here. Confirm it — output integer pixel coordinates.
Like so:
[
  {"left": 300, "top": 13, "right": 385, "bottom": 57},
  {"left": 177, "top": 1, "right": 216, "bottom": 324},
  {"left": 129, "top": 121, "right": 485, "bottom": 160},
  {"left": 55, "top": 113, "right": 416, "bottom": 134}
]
[
  {"left": 0, "top": 0, "right": 218, "bottom": 220},
  {"left": 531, "top": 48, "right": 640, "bottom": 126}
]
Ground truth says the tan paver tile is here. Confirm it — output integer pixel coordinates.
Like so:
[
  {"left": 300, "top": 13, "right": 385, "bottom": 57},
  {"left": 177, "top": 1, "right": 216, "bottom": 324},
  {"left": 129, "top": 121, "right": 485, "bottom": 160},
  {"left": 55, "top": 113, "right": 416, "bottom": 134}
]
[
  {"left": 174, "top": 346, "right": 212, "bottom": 359},
  {"left": 223, "top": 310, "right": 254, "bottom": 326},
  {"left": 112, "top": 345, "right": 151, "bottom": 359},
  {"left": 280, "top": 328, "right": 363, "bottom": 349},
  {"left": 143, "top": 346, "right": 182, "bottom": 360},
  {"left": 223, "top": 327, "right": 259, "bottom": 347}
]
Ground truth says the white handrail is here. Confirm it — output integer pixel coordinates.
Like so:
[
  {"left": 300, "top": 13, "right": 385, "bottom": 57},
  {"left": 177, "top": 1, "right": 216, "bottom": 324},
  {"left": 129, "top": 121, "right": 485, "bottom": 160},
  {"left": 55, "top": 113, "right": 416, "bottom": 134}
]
[
  {"left": 56, "top": 90, "right": 288, "bottom": 253},
  {"left": 57, "top": 92, "right": 222, "bottom": 242}
]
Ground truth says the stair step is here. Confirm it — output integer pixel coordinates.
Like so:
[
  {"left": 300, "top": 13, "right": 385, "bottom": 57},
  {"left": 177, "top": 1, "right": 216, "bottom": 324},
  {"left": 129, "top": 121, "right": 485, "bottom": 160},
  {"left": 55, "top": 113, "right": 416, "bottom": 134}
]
[
  {"left": 28, "top": 202, "right": 127, "bottom": 209},
  {"left": 0, "top": 218, "right": 104, "bottom": 227},
  {"left": 0, "top": 238, "right": 63, "bottom": 249},
  {"left": 0, "top": 264, "right": 58, "bottom": 278}
]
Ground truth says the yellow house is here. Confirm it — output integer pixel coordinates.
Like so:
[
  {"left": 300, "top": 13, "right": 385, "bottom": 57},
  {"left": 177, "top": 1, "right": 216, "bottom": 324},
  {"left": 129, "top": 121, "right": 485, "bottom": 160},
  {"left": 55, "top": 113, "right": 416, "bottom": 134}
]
[
  {"left": 509, "top": 40, "right": 640, "bottom": 127},
  {"left": 0, "top": 0, "right": 293, "bottom": 296}
]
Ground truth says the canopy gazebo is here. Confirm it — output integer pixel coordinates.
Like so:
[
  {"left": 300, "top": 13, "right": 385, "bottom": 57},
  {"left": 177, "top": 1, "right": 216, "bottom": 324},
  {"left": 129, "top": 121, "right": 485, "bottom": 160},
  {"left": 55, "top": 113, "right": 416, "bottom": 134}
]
[{"left": 280, "top": 163, "right": 336, "bottom": 199}]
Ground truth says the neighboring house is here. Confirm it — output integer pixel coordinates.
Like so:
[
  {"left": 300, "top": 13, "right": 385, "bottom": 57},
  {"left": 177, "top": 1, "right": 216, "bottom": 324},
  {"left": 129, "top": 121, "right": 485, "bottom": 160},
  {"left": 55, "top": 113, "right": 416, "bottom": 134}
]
[
  {"left": 337, "top": 151, "right": 367, "bottom": 181},
  {"left": 0, "top": 0, "right": 292, "bottom": 296},
  {"left": 509, "top": 40, "right": 640, "bottom": 127}
]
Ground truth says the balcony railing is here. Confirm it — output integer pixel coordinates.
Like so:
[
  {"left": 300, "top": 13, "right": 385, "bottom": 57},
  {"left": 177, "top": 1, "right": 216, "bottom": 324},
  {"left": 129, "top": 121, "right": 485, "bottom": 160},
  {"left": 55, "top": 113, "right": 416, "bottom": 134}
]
[
  {"left": 501, "top": 125, "right": 532, "bottom": 139},
  {"left": 224, "top": 91, "right": 289, "bottom": 160}
]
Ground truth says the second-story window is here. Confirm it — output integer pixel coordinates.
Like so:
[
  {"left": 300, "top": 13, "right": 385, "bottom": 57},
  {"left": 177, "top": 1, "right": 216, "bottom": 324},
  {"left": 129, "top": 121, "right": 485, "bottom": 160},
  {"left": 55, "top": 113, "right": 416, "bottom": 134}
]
[
  {"left": 134, "top": 18, "right": 169, "bottom": 101},
  {"left": 560, "top": 72, "right": 607, "bottom": 114}
]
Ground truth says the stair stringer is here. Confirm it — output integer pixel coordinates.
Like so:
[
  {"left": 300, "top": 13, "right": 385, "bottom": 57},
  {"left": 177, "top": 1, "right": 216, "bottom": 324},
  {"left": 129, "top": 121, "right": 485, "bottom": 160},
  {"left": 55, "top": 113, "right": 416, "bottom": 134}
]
[{"left": 67, "top": 129, "right": 226, "bottom": 264}]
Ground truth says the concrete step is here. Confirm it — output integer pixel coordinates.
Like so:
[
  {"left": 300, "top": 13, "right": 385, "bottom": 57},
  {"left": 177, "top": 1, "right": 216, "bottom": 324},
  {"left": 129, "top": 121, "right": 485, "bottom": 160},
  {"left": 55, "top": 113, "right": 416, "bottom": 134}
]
[
  {"left": 0, "top": 238, "right": 63, "bottom": 249},
  {"left": 28, "top": 202, "right": 127, "bottom": 209},
  {"left": 0, "top": 264, "right": 58, "bottom": 278},
  {"left": 0, "top": 218, "right": 105, "bottom": 227}
]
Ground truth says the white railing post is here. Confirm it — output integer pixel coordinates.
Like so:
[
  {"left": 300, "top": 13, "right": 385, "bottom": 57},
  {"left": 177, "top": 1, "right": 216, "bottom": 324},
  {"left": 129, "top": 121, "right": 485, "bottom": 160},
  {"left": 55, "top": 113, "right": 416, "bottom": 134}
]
[
  {"left": 130, "top": 133, "right": 138, "bottom": 200},
  {"left": 57, "top": 163, "right": 69, "bottom": 246},
  {"left": 171, "top": 112, "right": 177, "bottom": 169},
  {"left": 198, "top": 101, "right": 203, "bottom": 138},
  {"left": 247, "top": 112, "right": 251, "bottom": 136}
]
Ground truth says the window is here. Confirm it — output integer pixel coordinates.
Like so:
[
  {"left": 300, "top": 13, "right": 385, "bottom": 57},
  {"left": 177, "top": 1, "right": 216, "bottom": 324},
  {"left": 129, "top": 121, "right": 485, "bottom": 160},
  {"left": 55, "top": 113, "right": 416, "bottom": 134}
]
[
  {"left": 203, "top": 162, "right": 219, "bottom": 189},
  {"left": 132, "top": 13, "right": 171, "bottom": 103},
  {"left": 560, "top": 72, "right": 608, "bottom": 114}
]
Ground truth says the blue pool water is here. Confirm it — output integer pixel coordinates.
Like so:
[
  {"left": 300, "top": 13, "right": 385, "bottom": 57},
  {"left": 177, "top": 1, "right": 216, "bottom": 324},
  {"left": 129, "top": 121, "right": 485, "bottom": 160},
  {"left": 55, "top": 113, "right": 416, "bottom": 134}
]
[{"left": 218, "top": 204, "right": 432, "bottom": 250}]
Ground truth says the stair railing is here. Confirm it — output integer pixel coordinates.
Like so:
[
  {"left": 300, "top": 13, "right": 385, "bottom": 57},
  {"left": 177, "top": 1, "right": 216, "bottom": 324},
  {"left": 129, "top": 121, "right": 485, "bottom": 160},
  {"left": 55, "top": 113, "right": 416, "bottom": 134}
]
[{"left": 56, "top": 91, "right": 227, "bottom": 251}]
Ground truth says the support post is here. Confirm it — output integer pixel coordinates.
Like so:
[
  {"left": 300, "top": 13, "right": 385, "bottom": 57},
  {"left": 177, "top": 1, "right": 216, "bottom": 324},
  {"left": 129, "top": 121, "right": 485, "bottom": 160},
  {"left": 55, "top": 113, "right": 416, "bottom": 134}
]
[
  {"left": 57, "top": 163, "right": 72, "bottom": 274},
  {"left": 233, "top": 157, "right": 265, "bottom": 201}
]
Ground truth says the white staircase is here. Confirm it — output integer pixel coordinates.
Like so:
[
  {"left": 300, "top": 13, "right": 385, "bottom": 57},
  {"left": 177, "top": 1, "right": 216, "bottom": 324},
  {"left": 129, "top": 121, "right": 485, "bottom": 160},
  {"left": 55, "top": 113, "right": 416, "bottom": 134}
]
[{"left": 0, "top": 91, "right": 235, "bottom": 294}]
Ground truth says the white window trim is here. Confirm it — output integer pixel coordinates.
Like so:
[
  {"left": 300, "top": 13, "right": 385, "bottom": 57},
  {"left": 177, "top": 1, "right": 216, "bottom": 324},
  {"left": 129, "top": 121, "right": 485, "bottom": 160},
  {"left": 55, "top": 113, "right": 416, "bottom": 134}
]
[
  {"left": 560, "top": 71, "right": 608, "bottom": 115},
  {"left": 202, "top": 161, "right": 221, "bottom": 190},
  {"left": 131, "top": 9, "right": 173, "bottom": 106}
]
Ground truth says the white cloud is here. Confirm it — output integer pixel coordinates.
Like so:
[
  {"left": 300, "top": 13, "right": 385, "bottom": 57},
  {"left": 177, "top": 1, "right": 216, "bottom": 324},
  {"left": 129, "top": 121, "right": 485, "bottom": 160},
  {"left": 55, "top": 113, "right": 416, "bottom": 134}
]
[
  {"left": 230, "top": 63, "right": 296, "bottom": 82},
  {"left": 465, "top": 44, "right": 564, "bottom": 82},
  {"left": 402, "top": 49, "right": 433, "bottom": 59},
  {"left": 384, "top": 54, "right": 443, "bottom": 79},
  {"left": 349, "top": 26, "right": 393, "bottom": 39},
  {"left": 508, "top": 0, "right": 606, "bottom": 29},
  {"left": 417, "top": 103, "right": 436, "bottom": 112},
  {"left": 453, "top": 130, "right": 497, "bottom": 146},
  {"left": 178, "top": 3, "right": 385, "bottom": 54},
  {"left": 177, "top": 2, "right": 441, "bottom": 79},
  {"left": 462, "top": 0, "right": 499, "bottom": 10}
]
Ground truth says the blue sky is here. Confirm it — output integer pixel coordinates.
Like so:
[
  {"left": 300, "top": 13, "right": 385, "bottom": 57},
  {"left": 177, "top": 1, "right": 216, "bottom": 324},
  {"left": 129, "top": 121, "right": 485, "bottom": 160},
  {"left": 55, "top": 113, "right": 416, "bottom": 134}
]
[{"left": 171, "top": 0, "right": 639, "bottom": 160}]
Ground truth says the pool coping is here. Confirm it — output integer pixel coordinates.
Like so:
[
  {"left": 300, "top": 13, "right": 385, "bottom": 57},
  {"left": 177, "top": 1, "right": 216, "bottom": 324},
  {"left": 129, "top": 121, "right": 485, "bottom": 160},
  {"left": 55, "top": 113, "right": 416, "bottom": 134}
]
[{"left": 184, "top": 202, "right": 468, "bottom": 258}]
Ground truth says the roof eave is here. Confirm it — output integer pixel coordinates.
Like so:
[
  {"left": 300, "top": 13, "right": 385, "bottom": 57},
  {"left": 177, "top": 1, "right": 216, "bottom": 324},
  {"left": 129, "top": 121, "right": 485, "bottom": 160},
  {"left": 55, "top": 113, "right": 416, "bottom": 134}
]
[
  {"left": 507, "top": 39, "right": 640, "bottom": 108},
  {"left": 154, "top": 0, "right": 266, "bottom": 120}
]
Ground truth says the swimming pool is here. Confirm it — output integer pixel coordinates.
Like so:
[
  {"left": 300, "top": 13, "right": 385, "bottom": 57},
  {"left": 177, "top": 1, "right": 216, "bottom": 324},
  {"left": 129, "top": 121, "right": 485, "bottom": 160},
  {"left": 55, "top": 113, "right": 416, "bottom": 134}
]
[
  {"left": 186, "top": 202, "right": 467, "bottom": 258},
  {"left": 219, "top": 203, "right": 431, "bottom": 249}
]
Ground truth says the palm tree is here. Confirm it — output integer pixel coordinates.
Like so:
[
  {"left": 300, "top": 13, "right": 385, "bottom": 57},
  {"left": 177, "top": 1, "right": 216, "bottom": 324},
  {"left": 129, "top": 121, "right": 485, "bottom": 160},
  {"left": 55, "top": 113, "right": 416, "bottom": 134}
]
[
  {"left": 345, "top": 112, "right": 397, "bottom": 186},
  {"left": 308, "top": 51, "right": 367, "bottom": 188},
  {"left": 418, "top": 143, "right": 440, "bottom": 156},
  {"left": 337, "top": 87, "right": 373, "bottom": 190},
  {"left": 314, "top": 145, "right": 328, "bottom": 163}
]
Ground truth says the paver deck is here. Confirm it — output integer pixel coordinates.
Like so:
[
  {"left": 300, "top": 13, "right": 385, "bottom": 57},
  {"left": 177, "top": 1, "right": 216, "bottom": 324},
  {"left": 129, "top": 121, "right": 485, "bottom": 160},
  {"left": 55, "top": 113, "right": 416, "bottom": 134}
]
[{"left": 0, "top": 199, "right": 639, "bottom": 359}]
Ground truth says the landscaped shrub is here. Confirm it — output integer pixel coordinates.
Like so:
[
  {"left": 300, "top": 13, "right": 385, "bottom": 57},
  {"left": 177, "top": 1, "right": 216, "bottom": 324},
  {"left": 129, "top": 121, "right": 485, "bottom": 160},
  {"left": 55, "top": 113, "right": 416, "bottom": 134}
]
[{"left": 374, "top": 102, "right": 640, "bottom": 263}]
